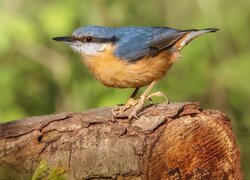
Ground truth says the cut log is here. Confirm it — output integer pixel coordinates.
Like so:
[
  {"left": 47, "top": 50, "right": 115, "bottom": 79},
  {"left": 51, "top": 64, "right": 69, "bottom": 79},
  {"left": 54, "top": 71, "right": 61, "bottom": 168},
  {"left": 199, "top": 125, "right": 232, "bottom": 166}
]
[{"left": 0, "top": 102, "right": 243, "bottom": 179}]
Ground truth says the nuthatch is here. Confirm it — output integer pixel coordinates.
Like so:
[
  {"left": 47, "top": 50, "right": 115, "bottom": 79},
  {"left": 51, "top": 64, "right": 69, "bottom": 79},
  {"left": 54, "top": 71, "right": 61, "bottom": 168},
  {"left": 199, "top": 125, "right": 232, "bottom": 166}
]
[{"left": 53, "top": 26, "right": 218, "bottom": 120}]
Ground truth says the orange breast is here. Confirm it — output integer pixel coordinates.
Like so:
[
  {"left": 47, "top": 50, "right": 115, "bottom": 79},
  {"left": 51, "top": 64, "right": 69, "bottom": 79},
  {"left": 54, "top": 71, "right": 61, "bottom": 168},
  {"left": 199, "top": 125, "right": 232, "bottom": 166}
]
[{"left": 81, "top": 45, "right": 179, "bottom": 88}]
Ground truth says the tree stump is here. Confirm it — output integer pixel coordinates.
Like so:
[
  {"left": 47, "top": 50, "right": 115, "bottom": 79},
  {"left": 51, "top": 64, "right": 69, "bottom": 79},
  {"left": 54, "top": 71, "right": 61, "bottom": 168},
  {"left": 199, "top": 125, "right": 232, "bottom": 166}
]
[{"left": 0, "top": 102, "right": 243, "bottom": 179}]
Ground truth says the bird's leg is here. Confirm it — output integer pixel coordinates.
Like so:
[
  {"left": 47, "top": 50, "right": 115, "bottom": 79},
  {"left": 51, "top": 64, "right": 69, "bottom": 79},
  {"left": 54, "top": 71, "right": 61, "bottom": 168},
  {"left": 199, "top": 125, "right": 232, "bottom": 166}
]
[
  {"left": 112, "top": 81, "right": 168, "bottom": 120},
  {"left": 126, "top": 81, "right": 156, "bottom": 120},
  {"left": 130, "top": 88, "right": 140, "bottom": 99},
  {"left": 128, "top": 81, "right": 169, "bottom": 120},
  {"left": 122, "top": 88, "right": 140, "bottom": 110},
  {"left": 111, "top": 88, "right": 140, "bottom": 117}
]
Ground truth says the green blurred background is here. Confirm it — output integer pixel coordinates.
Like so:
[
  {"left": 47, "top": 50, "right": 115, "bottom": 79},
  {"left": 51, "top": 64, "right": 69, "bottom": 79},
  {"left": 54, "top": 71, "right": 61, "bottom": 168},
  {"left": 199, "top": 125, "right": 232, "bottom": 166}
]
[{"left": 0, "top": 0, "right": 249, "bottom": 178}]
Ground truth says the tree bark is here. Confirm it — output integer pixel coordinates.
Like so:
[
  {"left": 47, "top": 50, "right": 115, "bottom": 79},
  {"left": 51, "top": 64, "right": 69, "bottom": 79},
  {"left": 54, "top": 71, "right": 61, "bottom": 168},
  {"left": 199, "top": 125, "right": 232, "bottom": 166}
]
[{"left": 0, "top": 102, "right": 243, "bottom": 180}]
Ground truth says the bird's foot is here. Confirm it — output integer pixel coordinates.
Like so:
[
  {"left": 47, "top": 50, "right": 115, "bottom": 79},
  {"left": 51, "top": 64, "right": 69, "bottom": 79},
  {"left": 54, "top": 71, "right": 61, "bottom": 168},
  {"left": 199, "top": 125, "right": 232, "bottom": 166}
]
[
  {"left": 111, "top": 91, "right": 168, "bottom": 122},
  {"left": 111, "top": 98, "right": 139, "bottom": 119},
  {"left": 128, "top": 91, "right": 169, "bottom": 120}
]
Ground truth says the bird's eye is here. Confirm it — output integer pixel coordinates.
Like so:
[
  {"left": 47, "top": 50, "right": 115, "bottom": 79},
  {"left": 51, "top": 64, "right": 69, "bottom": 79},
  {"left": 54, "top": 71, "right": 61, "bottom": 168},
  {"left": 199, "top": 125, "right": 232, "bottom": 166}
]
[{"left": 86, "top": 37, "right": 92, "bottom": 42}]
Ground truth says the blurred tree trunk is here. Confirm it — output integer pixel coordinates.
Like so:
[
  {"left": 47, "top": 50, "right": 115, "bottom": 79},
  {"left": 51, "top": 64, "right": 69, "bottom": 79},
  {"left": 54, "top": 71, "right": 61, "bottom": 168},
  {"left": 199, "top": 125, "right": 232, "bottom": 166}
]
[{"left": 0, "top": 102, "right": 243, "bottom": 180}]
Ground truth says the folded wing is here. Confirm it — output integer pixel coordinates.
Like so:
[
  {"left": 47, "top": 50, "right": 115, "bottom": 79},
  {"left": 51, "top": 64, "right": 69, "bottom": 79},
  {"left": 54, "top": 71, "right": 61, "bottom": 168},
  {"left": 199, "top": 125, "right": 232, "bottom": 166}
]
[{"left": 114, "top": 27, "right": 218, "bottom": 62}]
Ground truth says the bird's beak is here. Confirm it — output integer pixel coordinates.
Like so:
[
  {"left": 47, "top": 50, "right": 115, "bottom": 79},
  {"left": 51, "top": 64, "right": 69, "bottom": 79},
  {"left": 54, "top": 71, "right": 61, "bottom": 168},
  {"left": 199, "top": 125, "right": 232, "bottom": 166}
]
[{"left": 52, "top": 36, "right": 76, "bottom": 44}]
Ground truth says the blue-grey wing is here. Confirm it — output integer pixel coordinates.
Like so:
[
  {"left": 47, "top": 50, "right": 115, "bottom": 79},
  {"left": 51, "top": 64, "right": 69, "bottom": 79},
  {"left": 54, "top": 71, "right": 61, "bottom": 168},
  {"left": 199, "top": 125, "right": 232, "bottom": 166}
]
[
  {"left": 114, "top": 27, "right": 189, "bottom": 62},
  {"left": 148, "top": 30, "right": 189, "bottom": 51},
  {"left": 114, "top": 28, "right": 152, "bottom": 61}
]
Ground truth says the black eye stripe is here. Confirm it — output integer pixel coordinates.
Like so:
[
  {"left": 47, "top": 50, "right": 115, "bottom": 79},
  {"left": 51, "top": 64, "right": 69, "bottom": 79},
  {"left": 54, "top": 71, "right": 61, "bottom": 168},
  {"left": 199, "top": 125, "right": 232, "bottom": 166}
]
[{"left": 72, "top": 36, "right": 118, "bottom": 43}]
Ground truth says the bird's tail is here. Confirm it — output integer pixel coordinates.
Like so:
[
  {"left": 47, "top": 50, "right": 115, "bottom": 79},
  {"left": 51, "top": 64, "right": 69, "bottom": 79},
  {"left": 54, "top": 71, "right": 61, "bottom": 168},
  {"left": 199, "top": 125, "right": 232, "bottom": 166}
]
[{"left": 173, "top": 28, "right": 219, "bottom": 50}]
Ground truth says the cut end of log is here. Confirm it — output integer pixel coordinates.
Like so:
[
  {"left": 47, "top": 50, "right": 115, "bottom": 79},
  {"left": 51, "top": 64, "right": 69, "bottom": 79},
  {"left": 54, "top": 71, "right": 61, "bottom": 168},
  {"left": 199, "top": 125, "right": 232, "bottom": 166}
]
[{"left": 148, "top": 109, "right": 242, "bottom": 179}]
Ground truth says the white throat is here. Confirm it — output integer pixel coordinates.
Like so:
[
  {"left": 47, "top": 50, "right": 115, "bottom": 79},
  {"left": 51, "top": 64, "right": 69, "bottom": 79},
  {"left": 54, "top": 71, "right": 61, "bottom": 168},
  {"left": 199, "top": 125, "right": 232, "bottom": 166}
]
[{"left": 71, "top": 43, "right": 108, "bottom": 56}]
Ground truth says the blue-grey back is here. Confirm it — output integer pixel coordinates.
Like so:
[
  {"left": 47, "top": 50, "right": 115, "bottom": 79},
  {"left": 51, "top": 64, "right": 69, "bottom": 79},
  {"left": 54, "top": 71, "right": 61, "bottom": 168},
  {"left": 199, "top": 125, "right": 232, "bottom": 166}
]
[{"left": 114, "top": 27, "right": 179, "bottom": 61}]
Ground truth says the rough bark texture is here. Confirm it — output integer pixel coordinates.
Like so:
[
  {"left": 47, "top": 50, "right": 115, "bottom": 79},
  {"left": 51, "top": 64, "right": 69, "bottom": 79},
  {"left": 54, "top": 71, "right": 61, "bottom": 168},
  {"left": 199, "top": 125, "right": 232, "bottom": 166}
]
[{"left": 0, "top": 102, "right": 243, "bottom": 180}]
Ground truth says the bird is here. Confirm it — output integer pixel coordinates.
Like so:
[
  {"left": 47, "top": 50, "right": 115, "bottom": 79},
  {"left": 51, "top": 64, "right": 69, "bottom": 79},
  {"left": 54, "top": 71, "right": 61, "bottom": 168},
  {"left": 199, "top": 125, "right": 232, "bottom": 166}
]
[{"left": 53, "top": 26, "right": 218, "bottom": 120}]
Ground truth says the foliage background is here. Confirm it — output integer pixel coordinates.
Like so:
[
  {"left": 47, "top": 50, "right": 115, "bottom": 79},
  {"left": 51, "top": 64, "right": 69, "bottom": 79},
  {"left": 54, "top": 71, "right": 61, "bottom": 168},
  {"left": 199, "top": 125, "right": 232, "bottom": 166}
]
[{"left": 0, "top": 0, "right": 249, "bottom": 178}]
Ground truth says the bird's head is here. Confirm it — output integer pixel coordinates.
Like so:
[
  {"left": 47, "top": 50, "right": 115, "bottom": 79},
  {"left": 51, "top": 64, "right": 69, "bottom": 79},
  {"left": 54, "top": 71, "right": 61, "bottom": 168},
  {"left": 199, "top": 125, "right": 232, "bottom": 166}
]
[{"left": 53, "top": 26, "right": 118, "bottom": 56}]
